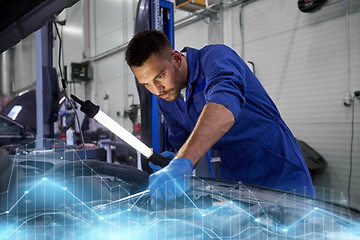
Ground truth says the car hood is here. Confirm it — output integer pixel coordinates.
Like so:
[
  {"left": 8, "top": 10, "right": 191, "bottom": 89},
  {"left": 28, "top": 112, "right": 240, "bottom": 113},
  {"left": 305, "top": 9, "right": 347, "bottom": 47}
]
[
  {"left": 1, "top": 142, "right": 359, "bottom": 240},
  {"left": 0, "top": 0, "right": 79, "bottom": 53}
]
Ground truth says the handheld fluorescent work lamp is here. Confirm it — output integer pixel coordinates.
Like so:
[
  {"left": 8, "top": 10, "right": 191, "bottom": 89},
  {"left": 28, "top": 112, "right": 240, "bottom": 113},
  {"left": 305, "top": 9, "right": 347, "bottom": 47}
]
[{"left": 71, "top": 94, "right": 169, "bottom": 168}]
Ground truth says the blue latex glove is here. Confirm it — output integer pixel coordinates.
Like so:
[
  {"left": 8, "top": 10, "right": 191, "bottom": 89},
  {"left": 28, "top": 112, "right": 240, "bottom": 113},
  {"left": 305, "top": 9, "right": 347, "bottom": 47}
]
[
  {"left": 149, "top": 158, "right": 193, "bottom": 209},
  {"left": 148, "top": 151, "right": 176, "bottom": 173}
]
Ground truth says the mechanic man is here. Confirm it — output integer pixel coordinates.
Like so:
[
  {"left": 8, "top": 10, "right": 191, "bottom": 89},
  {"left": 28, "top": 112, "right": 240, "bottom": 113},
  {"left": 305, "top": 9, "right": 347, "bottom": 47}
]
[{"left": 125, "top": 30, "right": 315, "bottom": 207}]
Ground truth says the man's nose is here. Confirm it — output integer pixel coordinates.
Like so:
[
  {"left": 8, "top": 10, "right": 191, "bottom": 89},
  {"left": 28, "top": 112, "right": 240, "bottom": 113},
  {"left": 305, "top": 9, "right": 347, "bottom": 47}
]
[{"left": 152, "top": 81, "right": 164, "bottom": 96}]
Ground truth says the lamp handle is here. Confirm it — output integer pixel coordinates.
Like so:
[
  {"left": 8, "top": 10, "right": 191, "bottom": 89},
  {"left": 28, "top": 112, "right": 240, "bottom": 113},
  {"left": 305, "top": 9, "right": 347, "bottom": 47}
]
[{"left": 148, "top": 151, "right": 169, "bottom": 168}]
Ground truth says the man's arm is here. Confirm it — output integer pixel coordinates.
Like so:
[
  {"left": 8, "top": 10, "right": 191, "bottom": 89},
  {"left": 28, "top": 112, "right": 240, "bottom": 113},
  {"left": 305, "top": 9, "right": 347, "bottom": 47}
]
[{"left": 175, "top": 102, "right": 235, "bottom": 166}]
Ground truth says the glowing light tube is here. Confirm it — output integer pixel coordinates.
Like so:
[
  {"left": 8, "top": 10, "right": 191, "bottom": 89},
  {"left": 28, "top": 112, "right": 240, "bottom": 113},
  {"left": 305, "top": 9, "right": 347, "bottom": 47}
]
[
  {"left": 70, "top": 94, "right": 168, "bottom": 167},
  {"left": 94, "top": 110, "right": 153, "bottom": 158}
]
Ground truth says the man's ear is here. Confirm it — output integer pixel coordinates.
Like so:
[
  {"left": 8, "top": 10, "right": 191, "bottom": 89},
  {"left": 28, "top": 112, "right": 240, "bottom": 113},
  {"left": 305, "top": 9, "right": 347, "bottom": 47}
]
[{"left": 171, "top": 50, "right": 182, "bottom": 67}]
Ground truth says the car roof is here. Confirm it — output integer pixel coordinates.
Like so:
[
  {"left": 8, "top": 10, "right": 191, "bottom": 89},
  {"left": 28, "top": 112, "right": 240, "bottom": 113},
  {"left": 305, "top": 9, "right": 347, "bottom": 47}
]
[{"left": 0, "top": 114, "right": 36, "bottom": 135}]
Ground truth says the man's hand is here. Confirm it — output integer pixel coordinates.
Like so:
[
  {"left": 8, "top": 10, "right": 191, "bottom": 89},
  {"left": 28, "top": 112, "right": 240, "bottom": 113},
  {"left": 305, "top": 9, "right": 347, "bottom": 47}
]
[
  {"left": 149, "top": 158, "right": 193, "bottom": 209},
  {"left": 148, "top": 151, "right": 176, "bottom": 172}
]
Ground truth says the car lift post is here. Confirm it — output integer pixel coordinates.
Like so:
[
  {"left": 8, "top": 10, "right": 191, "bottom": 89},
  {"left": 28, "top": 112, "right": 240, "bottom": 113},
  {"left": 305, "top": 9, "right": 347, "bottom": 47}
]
[
  {"left": 150, "top": 0, "right": 174, "bottom": 153},
  {"left": 35, "top": 22, "right": 53, "bottom": 149}
]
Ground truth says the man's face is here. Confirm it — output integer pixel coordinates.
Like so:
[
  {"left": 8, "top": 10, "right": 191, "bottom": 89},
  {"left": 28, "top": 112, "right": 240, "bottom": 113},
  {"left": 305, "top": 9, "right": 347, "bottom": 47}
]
[{"left": 131, "top": 51, "right": 186, "bottom": 102}]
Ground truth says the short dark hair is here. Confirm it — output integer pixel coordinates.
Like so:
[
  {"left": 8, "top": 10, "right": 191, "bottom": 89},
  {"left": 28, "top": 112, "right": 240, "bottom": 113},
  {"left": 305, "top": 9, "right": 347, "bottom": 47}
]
[{"left": 125, "top": 30, "right": 173, "bottom": 67}]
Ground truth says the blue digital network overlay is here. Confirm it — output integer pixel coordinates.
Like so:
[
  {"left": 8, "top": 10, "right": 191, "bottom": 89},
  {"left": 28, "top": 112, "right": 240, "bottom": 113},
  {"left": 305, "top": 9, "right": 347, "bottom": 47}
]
[{"left": 0, "top": 140, "right": 360, "bottom": 240}]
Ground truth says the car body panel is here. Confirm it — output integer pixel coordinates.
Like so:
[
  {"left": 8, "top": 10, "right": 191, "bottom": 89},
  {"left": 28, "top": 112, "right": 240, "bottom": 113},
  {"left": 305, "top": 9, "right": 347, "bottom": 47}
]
[{"left": 0, "top": 142, "right": 359, "bottom": 240}]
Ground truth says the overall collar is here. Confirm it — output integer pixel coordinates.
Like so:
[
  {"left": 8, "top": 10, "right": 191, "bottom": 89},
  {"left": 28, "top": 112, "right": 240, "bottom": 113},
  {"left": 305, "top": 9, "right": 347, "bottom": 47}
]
[
  {"left": 181, "top": 47, "right": 201, "bottom": 101},
  {"left": 182, "top": 47, "right": 200, "bottom": 86}
]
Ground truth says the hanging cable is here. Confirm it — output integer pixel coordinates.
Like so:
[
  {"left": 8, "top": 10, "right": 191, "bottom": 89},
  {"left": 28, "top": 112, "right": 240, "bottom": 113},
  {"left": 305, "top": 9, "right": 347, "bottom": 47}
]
[
  {"left": 345, "top": 0, "right": 353, "bottom": 207},
  {"left": 54, "top": 23, "right": 64, "bottom": 80},
  {"left": 54, "top": 21, "right": 87, "bottom": 160},
  {"left": 346, "top": 0, "right": 350, "bottom": 94},
  {"left": 347, "top": 94, "right": 356, "bottom": 206}
]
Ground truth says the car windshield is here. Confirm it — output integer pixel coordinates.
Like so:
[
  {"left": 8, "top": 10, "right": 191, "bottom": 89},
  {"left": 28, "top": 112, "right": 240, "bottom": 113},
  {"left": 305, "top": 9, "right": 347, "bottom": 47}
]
[
  {"left": 0, "top": 116, "right": 24, "bottom": 135},
  {"left": 0, "top": 139, "right": 359, "bottom": 240}
]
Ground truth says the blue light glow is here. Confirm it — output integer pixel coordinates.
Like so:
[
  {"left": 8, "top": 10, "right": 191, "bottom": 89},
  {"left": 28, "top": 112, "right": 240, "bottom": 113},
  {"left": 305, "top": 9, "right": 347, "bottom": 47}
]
[
  {"left": 2, "top": 175, "right": 360, "bottom": 240},
  {"left": 1, "top": 139, "right": 359, "bottom": 240}
]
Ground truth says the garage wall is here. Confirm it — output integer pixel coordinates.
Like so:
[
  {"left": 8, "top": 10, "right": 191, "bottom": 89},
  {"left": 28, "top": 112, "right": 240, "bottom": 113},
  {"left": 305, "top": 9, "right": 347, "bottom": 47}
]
[
  {"left": 91, "top": 0, "right": 138, "bottom": 131},
  {"left": 57, "top": 0, "right": 138, "bottom": 131},
  {"left": 1, "top": 34, "right": 36, "bottom": 96},
  {"left": 175, "top": 20, "right": 208, "bottom": 50},
  {"left": 172, "top": 0, "right": 360, "bottom": 209},
  {"left": 221, "top": 0, "right": 360, "bottom": 209},
  {"left": 91, "top": 0, "right": 137, "bottom": 131},
  {"left": 61, "top": 1, "right": 84, "bottom": 71},
  {"left": 12, "top": 37, "right": 37, "bottom": 93}
]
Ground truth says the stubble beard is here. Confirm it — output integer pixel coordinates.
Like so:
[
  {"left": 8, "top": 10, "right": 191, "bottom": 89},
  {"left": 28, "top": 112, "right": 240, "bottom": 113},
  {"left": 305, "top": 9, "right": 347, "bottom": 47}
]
[
  {"left": 161, "top": 66, "right": 186, "bottom": 102},
  {"left": 159, "top": 88, "right": 180, "bottom": 102}
]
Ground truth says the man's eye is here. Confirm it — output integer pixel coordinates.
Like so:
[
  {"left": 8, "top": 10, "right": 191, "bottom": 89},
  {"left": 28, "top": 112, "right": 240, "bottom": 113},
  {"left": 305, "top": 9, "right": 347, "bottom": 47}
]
[{"left": 157, "top": 72, "right": 164, "bottom": 79}]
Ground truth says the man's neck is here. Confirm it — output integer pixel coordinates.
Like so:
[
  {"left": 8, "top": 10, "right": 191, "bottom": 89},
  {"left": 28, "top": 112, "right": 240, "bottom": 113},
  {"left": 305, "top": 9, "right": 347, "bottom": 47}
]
[{"left": 181, "top": 54, "right": 189, "bottom": 89}]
